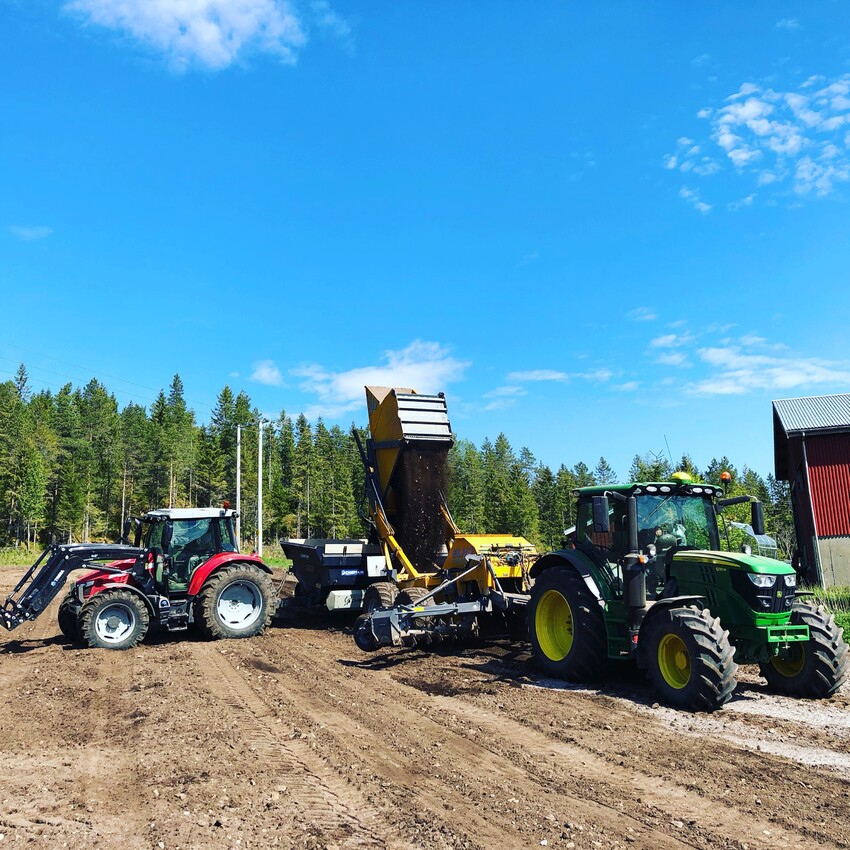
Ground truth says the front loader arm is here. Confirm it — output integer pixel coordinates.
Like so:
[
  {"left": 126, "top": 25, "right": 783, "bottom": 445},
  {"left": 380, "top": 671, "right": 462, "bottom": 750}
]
[{"left": 1, "top": 543, "right": 145, "bottom": 631}]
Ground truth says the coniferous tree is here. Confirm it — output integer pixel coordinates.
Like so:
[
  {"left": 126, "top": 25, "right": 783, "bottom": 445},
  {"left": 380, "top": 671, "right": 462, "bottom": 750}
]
[
  {"left": 628, "top": 451, "right": 672, "bottom": 482},
  {"left": 594, "top": 456, "right": 617, "bottom": 484}
]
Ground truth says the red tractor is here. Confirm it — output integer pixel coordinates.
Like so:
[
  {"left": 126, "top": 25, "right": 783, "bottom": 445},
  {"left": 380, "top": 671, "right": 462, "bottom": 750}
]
[{"left": 2, "top": 507, "right": 276, "bottom": 650}]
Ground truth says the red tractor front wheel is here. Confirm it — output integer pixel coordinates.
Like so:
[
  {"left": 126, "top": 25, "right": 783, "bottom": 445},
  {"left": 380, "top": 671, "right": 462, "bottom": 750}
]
[{"left": 79, "top": 590, "right": 150, "bottom": 650}]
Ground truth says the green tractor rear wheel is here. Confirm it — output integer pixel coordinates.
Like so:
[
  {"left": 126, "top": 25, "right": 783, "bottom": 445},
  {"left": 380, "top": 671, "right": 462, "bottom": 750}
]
[
  {"left": 528, "top": 567, "right": 607, "bottom": 682},
  {"left": 645, "top": 606, "right": 737, "bottom": 711},
  {"left": 760, "top": 601, "right": 849, "bottom": 698}
]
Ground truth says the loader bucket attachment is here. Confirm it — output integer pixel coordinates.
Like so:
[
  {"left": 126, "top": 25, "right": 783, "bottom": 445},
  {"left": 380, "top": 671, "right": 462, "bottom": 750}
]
[
  {"left": 363, "top": 387, "right": 454, "bottom": 574},
  {"left": 1, "top": 543, "right": 145, "bottom": 632}
]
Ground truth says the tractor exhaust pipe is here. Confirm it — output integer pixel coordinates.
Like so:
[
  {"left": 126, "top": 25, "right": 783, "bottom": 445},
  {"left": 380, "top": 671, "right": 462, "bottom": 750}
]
[{"left": 623, "top": 495, "right": 646, "bottom": 644}]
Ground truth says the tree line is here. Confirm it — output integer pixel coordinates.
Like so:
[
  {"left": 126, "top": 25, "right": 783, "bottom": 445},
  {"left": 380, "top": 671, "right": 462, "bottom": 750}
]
[{"left": 0, "top": 365, "right": 795, "bottom": 557}]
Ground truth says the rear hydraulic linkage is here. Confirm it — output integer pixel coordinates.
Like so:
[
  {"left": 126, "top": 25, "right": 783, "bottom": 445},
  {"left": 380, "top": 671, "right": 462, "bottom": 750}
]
[{"left": 355, "top": 555, "right": 529, "bottom": 650}]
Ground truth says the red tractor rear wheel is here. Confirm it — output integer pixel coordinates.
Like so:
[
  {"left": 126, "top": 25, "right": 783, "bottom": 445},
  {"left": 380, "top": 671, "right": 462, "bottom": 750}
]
[{"left": 195, "top": 564, "right": 274, "bottom": 640}]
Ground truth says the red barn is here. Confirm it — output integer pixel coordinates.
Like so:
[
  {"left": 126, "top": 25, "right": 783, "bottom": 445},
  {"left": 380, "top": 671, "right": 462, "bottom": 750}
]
[{"left": 773, "top": 393, "right": 850, "bottom": 587}]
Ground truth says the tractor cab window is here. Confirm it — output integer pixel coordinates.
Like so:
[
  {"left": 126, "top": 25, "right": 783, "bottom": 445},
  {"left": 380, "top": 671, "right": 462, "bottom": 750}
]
[
  {"left": 144, "top": 521, "right": 166, "bottom": 551},
  {"left": 216, "top": 517, "right": 238, "bottom": 553},
  {"left": 576, "top": 498, "right": 629, "bottom": 559},
  {"left": 636, "top": 494, "right": 719, "bottom": 556}
]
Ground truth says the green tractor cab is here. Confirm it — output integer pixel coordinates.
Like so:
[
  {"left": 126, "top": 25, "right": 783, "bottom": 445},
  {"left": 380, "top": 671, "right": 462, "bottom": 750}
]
[{"left": 528, "top": 476, "right": 849, "bottom": 711}]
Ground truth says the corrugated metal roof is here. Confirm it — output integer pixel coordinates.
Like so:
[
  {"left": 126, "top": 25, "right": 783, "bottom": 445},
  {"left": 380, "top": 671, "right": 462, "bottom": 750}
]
[{"left": 773, "top": 394, "right": 850, "bottom": 435}]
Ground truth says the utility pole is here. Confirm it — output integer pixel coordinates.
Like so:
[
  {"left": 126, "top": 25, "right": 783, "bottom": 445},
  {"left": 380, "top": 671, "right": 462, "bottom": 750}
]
[
  {"left": 258, "top": 419, "right": 264, "bottom": 557},
  {"left": 236, "top": 423, "right": 242, "bottom": 548}
]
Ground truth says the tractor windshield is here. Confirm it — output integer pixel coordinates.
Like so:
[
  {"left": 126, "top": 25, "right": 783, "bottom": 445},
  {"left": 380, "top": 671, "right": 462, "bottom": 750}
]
[{"left": 637, "top": 494, "right": 719, "bottom": 554}]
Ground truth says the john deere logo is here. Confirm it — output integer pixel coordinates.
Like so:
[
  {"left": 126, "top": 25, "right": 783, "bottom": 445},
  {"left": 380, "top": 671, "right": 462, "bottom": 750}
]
[{"left": 777, "top": 592, "right": 783, "bottom": 598}]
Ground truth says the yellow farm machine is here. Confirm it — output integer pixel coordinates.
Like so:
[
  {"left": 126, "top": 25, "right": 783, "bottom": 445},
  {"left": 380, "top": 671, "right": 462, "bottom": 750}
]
[{"left": 282, "top": 386, "right": 537, "bottom": 644}]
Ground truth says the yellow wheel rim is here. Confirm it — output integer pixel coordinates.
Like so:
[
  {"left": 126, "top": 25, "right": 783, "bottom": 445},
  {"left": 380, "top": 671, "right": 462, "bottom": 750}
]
[
  {"left": 771, "top": 645, "right": 805, "bottom": 678},
  {"left": 535, "top": 589, "right": 574, "bottom": 661},
  {"left": 657, "top": 633, "right": 691, "bottom": 689}
]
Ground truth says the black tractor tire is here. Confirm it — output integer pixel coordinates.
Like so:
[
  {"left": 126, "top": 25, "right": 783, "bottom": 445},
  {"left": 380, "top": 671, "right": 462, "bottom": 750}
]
[
  {"left": 396, "top": 586, "right": 433, "bottom": 608},
  {"left": 362, "top": 581, "right": 398, "bottom": 614},
  {"left": 353, "top": 613, "right": 380, "bottom": 652},
  {"left": 57, "top": 592, "right": 80, "bottom": 642},
  {"left": 396, "top": 586, "right": 436, "bottom": 646},
  {"left": 528, "top": 566, "right": 607, "bottom": 682},
  {"left": 759, "top": 601, "right": 850, "bottom": 698},
  {"left": 644, "top": 606, "right": 737, "bottom": 712},
  {"left": 79, "top": 590, "right": 149, "bottom": 651},
  {"left": 195, "top": 564, "right": 275, "bottom": 640}
]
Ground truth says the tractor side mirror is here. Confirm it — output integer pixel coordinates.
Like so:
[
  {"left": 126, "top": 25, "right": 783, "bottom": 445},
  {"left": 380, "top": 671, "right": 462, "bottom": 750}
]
[
  {"left": 120, "top": 517, "right": 132, "bottom": 545},
  {"left": 592, "top": 496, "right": 610, "bottom": 533},
  {"left": 751, "top": 501, "right": 765, "bottom": 536}
]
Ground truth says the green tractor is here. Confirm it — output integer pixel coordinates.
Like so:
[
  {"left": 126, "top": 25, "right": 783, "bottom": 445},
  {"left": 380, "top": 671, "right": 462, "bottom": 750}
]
[{"left": 528, "top": 474, "right": 849, "bottom": 711}]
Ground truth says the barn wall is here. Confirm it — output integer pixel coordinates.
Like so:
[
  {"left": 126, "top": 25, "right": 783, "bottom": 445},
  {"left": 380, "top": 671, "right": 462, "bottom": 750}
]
[{"left": 817, "top": 537, "right": 850, "bottom": 587}]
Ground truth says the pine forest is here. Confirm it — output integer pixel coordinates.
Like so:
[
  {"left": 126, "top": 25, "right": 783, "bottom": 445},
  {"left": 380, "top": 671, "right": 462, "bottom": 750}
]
[{"left": 0, "top": 366, "right": 796, "bottom": 558}]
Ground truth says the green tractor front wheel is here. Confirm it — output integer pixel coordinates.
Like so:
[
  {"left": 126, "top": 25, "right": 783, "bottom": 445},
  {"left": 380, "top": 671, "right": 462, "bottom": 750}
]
[
  {"left": 760, "top": 601, "right": 849, "bottom": 698},
  {"left": 644, "top": 606, "right": 737, "bottom": 711}
]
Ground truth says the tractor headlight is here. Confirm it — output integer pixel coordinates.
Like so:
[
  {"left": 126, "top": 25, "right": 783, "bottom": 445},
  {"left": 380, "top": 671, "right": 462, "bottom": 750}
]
[
  {"left": 783, "top": 573, "right": 797, "bottom": 587},
  {"left": 746, "top": 573, "right": 776, "bottom": 588}
]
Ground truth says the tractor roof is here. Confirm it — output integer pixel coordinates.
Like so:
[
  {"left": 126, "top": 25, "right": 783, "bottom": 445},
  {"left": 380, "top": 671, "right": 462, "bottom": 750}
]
[
  {"left": 141, "top": 508, "right": 237, "bottom": 520},
  {"left": 576, "top": 482, "right": 724, "bottom": 498}
]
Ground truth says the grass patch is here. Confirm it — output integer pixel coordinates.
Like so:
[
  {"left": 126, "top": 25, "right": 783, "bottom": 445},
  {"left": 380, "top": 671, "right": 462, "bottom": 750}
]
[
  {"left": 0, "top": 547, "right": 43, "bottom": 567},
  {"left": 1, "top": 545, "right": 292, "bottom": 570},
  {"left": 811, "top": 585, "right": 850, "bottom": 634}
]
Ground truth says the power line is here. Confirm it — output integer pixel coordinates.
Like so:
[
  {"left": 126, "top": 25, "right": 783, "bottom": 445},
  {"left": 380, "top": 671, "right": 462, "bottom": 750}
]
[{"left": 0, "top": 344, "right": 218, "bottom": 418}]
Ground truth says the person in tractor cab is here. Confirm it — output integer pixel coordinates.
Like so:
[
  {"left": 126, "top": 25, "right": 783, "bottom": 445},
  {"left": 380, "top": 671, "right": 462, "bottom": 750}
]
[{"left": 169, "top": 519, "right": 215, "bottom": 588}]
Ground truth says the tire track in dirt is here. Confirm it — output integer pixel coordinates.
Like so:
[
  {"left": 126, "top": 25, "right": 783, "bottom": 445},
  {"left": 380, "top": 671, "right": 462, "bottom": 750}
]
[
  {"left": 191, "top": 641, "right": 417, "bottom": 850},
  {"left": 230, "top": 636, "right": 707, "bottom": 850},
  {"left": 251, "top": 630, "right": 847, "bottom": 850}
]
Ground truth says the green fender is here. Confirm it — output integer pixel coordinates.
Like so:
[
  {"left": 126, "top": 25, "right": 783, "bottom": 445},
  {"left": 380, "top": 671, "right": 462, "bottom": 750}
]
[{"left": 530, "top": 549, "right": 606, "bottom": 609}]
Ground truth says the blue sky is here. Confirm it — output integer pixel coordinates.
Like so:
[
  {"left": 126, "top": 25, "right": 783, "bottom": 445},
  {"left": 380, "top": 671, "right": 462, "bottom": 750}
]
[{"left": 2, "top": 1, "right": 850, "bottom": 480}]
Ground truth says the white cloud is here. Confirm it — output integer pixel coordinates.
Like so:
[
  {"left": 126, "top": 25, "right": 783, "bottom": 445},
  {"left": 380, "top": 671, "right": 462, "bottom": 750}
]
[
  {"left": 579, "top": 368, "right": 613, "bottom": 384},
  {"left": 776, "top": 17, "right": 800, "bottom": 32},
  {"left": 10, "top": 225, "right": 52, "bottom": 241},
  {"left": 251, "top": 359, "right": 285, "bottom": 386},
  {"left": 484, "top": 385, "right": 527, "bottom": 399},
  {"left": 627, "top": 306, "right": 657, "bottom": 322},
  {"left": 650, "top": 333, "right": 692, "bottom": 349},
  {"left": 293, "top": 340, "right": 469, "bottom": 419},
  {"left": 685, "top": 346, "right": 850, "bottom": 395},
  {"left": 678, "top": 186, "right": 712, "bottom": 214},
  {"left": 656, "top": 351, "right": 690, "bottom": 367},
  {"left": 64, "top": 0, "right": 323, "bottom": 70},
  {"left": 616, "top": 381, "right": 640, "bottom": 392},
  {"left": 484, "top": 397, "right": 519, "bottom": 412},
  {"left": 728, "top": 193, "right": 755, "bottom": 210},
  {"left": 671, "top": 74, "right": 850, "bottom": 205},
  {"left": 505, "top": 369, "right": 568, "bottom": 383}
]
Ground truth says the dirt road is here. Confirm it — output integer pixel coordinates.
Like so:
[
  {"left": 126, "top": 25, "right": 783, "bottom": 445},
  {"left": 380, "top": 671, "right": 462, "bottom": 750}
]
[{"left": 1, "top": 569, "right": 849, "bottom": 850}]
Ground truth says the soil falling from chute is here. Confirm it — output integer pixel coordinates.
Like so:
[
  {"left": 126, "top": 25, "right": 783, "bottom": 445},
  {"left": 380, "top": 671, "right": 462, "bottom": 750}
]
[{"left": 392, "top": 448, "right": 450, "bottom": 571}]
